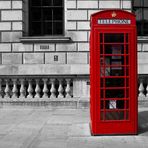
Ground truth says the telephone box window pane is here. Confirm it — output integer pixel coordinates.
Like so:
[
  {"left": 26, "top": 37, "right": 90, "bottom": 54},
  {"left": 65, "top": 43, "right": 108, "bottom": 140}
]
[
  {"left": 105, "top": 89, "right": 124, "bottom": 98},
  {"left": 105, "top": 111, "right": 124, "bottom": 120},
  {"left": 100, "top": 44, "right": 103, "bottom": 54},
  {"left": 104, "top": 45, "right": 124, "bottom": 54},
  {"left": 110, "top": 68, "right": 124, "bottom": 76},
  {"left": 104, "top": 34, "right": 124, "bottom": 43},
  {"left": 105, "top": 78, "right": 124, "bottom": 87},
  {"left": 100, "top": 78, "right": 104, "bottom": 87},
  {"left": 101, "top": 89, "right": 104, "bottom": 98},
  {"left": 100, "top": 33, "right": 103, "bottom": 43},
  {"left": 126, "top": 89, "right": 129, "bottom": 98},
  {"left": 126, "top": 34, "right": 128, "bottom": 43}
]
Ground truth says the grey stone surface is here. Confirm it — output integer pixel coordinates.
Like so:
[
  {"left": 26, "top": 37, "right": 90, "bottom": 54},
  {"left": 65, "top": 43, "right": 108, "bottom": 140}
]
[{"left": 0, "top": 107, "right": 147, "bottom": 148}]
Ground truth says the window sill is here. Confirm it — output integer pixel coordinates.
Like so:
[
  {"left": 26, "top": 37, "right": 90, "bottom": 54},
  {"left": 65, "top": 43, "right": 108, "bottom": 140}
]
[
  {"left": 20, "top": 36, "right": 73, "bottom": 43},
  {"left": 138, "top": 36, "right": 148, "bottom": 43}
]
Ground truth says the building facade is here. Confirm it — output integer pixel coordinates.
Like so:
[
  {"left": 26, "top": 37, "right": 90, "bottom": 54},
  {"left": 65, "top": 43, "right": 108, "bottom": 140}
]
[{"left": 0, "top": 0, "right": 146, "bottom": 105}]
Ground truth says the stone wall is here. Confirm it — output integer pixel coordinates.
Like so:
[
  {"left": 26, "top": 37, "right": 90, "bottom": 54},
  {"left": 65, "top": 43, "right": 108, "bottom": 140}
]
[{"left": 0, "top": 0, "right": 132, "bottom": 75}]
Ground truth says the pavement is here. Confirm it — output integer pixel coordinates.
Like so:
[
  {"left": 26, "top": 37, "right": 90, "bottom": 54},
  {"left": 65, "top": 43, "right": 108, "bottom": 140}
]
[{"left": 0, "top": 106, "right": 148, "bottom": 148}]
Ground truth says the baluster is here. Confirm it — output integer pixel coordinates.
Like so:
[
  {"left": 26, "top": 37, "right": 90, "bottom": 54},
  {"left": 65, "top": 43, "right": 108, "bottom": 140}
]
[
  {"left": 4, "top": 79, "right": 10, "bottom": 99},
  {"left": 0, "top": 79, "right": 3, "bottom": 98},
  {"left": 43, "top": 79, "right": 49, "bottom": 98},
  {"left": 27, "top": 79, "right": 33, "bottom": 98},
  {"left": 65, "top": 79, "right": 71, "bottom": 98},
  {"left": 12, "top": 79, "right": 18, "bottom": 98},
  {"left": 58, "top": 79, "right": 64, "bottom": 98},
  {"left": 35, "top": 79, "right": 41, "bottom": 98},
  {"left": 138, "top": 80, "right": 145, "bottom": 100},
  {"left": 50, "top": 79, "right": 56, "bottom": 98},
  {"left": 20, "top": 79, "right": 26, "bottom": 98}
]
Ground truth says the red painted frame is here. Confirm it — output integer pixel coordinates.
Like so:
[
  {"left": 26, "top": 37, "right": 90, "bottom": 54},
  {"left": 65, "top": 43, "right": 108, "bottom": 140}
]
[{"left": 90, "top": 10, "right": 137, "bottom": 135}]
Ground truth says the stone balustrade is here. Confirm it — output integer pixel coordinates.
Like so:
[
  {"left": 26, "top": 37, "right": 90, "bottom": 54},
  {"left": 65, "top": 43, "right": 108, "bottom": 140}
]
[{"left": 0, "top": 77, "right": 73, "bottom": 100}]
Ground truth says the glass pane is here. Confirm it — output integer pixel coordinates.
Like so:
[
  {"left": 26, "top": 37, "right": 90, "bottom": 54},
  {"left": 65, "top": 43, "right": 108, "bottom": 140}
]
[
  {"left": 144, "top": 22, "right": 148, "bottom": 35},
  {"left": 100, "top": 78, "right": 104, "bottom": 87},
  {"left": 53, "top": 8, "right": 63, "bottom": 20},
  {"left": 105, "top": 111, "right": 124, "bottom": 120},
  {"left": 43, "top": 22, "right": 52, "bottom": 35},
  {"left": 105, "top": 89, "right": 124, "bottom": 98},
  {"left": 100, "top": 44, "right": 103, "bottom": 54},
  {"left": 31, "top": 8, "right": 41, "bottom": 21},
  {"left": 53, "top": 0, "right": 63, "bottom": 6},
  {"left": 144, "top": 9, "right": 148, "bottom": 20},
  {"left": 31, "top": 0, "right": 41, "bottom": 6},
  {"left": 100, "top": 33, "right": 103, "bottom": 43},
  {"left": 104, "top": 44, "right": 124, "bottom": 54},
  {"left": 105, "top": 78, "right": 125, "bottom": 87},
  {"left": 53, "top": 22, "right": 63, "bottom": 35},
  {"left": 133, "top": 0, "right": 141, "bottom": 6},
  {"left": 104, "top": 34, "right": 124, "bottom": 43},
  {"left": 144, "top": 0, "right": 148, "bottom": 6},
  {"left": 31, "top": 22, "right": 42, "bottom": 35},
  {"left": 42, "top": 0, "right": 52, "bottom": 6},
  {"left": 43, "top": 8, "right": 52, "bottom": 20},
  {"left": 104, "top": 100, "right": 125, "bottom": 109},
  {"left": 135, "top": 8, "right": 142, "bottom": 21}
]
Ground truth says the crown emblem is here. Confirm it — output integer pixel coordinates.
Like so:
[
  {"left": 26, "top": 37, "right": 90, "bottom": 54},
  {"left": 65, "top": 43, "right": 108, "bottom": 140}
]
[{"left": 112, "top": 11, "right": 117, "bottom": 17}]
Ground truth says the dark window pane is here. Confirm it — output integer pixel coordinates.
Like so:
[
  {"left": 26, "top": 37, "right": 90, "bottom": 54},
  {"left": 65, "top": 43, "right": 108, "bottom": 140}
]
[
  {"left": 53, "top": 8, "right": 63, "bottom": 20},
  {"left": 105, "top": 111, "right": 124, "bottom": 120},
  {"left": 105, "top": 89, "right": 124, "bottom": 98},
  {"left": 144, "top": 9, "right": 148, "bottom": 20},
  {"left": 144, "top": 22, "right": 148, "bottom": 35},
  {"left": 42, "top": 0, "right": 52, "bottom": 6},
  {"left": 31, "top": 22, "right": 42, "bottom": 35},
  {"left": 43, "top": 8, "right": 52, "bottom": 20},
  {"left": 31, "top": 8, "right": 41, "bottom": 21},
  {"left": 104, "top": 34, "right": 124, "bottom": 43},
  {"left": 31, "top": 0, "right": 41, "bottom": 6},
  {"left": 53, "top": 0, "right": 63, "bottom": 6},
  {"left": 136, "top": 21, "right": 142, "bottom": 35},
  {"left": 44, "top": 22, "right": 52, "bottom": 35},
  {"left": 53, "top": 22, "right": 63, "bottom": 35},
  {"left": 133, "top": 0, "right": 141, "bottom": 6},
  {"left": 105, "top": 78, "right": 124, "bottom": 87},
  {"left": 144, "top": 0, "right": 148, "bottom": 6}
]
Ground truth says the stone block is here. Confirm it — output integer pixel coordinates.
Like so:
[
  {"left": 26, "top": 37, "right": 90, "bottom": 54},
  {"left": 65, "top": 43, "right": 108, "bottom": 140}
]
[
  {"left": 67, "top": 52, "right": 87, "bottom": 64},
  {"left": 0, "top": 54, "right": 2, "bottom": 64},
  {"left": 45, "top": 52, "right": 66, "bottom": 64},
  {"left": 122, "top": 0, "right": 131, "bottom": 9},
  {"left": 12, "top": 22, "right": 22, "bottom": 30},
  {"left": 23, "top": 53, "right": 44, "bottom": 64},
  {"left": 67, "top": 21, "right": 76, "bottom": 30},
  {"left": 56, "top": 43, "right": 76, "bottom": 51},
  {"left": 12, "top": 1, "right": 22, "bottom": 9},
  {"left": 77, "top": 21, "right": 90, "bottom": 30},
  {"left": 78, "top": 43, "right": 89, "bottom": 51},
  {"left": 0, "top": 22, "right": 11, "bottom": 31},
  {"left": 88, "top": 10, "right": 102, "bottom": 20},
  {"left": 0, "top": 1, "right": 11, "bottom": 9},
  {"left": 1, "top": 10, "right": 22, "bottom": 21},
  {"left": 77, "top": 0, "right": 98, "bottom": 9},
  {"left": 67, "top": 10, "right": 87, "bottom": 21},
  {"left": 0, "top": 44, "right": 11, "bottom": 52},
  {"left": 66, "top": 31, "right": 88, "bottom": 42},
  {"left": 12, "top": 43, "right": 33, "bottom": 52},
  {"left": 99, "top": 0, "right": 120, "bottom": 9},
  {"left": 34, "top": 44, "right": 55, "bottom": 52},
  {"left": 67, "top": 0, "right": 76, "bottom": 9},
  {"left": 2, "top": 53, "right": 22, "bottom": 64},
  {"left": 138, "top": 52, "right": 148, "bottom": 64},
  {"left": 1, "top": 32, "right": 22, "bottom": 42},
  {"left": 142, "top": 44, "right": 148, "bottom": 51}
]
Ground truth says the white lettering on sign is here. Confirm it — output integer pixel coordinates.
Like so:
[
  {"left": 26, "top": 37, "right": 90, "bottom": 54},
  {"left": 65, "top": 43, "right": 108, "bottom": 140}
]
[{"left": 98, "top": 19, "right": 131, "bottom": 24}]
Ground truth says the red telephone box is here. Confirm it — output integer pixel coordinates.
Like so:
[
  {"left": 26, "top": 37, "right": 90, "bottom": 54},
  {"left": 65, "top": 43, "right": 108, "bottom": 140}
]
[{"left": 90, "top": 10, "right": 137, "bottom": 135}]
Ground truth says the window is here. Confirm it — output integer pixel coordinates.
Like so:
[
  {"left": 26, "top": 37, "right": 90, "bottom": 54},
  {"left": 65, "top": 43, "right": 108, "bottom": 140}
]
[
  {"left": 29, "top": 0, "right": 64, "bottom": 36},
  {"left": 133, "top": 0, "right": 148, "bottom": 36}
]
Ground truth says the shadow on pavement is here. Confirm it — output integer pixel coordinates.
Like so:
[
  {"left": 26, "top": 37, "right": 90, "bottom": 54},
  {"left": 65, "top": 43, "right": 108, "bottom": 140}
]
[{"left": 138, "top": 111, "right": 148, "bottom": 135}]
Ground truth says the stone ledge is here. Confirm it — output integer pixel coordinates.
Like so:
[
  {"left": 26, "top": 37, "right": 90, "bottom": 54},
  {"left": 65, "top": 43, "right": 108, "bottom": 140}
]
[
  {"left": 0, "top": 64, "right": 89, "bottom": 75},
  {"left": 0, "top": 97, "right": 90, "bottom": 109}
]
